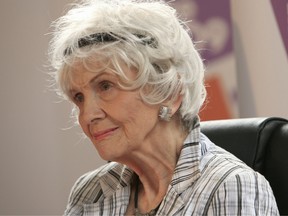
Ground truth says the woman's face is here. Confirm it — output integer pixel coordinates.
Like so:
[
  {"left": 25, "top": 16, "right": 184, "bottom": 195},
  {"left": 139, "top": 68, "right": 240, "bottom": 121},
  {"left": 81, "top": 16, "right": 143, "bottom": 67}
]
[{"left": 68, "top": 60, "right": 161, "bottom": 161}]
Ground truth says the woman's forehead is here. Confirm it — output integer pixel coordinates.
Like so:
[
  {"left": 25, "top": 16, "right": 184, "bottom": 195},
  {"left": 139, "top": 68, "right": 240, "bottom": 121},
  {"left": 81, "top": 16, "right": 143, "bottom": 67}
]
[
  {"left": 67, "top": 62, "right": 109, "bottom": 86},
  {"left": 64, "top": 57, "right": 137, "bottom": 89}
]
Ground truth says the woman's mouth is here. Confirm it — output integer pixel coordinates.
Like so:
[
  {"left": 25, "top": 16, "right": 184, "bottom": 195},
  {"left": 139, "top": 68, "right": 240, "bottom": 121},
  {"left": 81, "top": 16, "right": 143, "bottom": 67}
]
[{"left": 92, "top": 127, "right": 119, "bottom": 141}]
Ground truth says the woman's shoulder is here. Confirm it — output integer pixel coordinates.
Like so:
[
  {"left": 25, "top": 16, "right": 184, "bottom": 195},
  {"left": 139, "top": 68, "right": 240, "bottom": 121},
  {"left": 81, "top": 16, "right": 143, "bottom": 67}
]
[
  {"left": 198, "top": 134, "right": 276, "bottom": 202},
  {"left": 190, "top": 135, "right": 278, "bottom": 215}
]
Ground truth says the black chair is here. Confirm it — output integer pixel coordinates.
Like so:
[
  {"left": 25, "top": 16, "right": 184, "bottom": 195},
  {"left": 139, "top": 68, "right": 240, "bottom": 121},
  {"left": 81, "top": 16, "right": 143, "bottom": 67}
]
[{"left": 201, "top": 117, "right": 288, "bottom": 215}]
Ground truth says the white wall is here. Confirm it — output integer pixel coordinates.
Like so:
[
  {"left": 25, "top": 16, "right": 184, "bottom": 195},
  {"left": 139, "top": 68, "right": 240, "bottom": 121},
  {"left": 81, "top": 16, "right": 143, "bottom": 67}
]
[
  {"left": 0, "top": 0, "right": 287, "bottom": 215},
  {"left": 231, "top": 0, "right": 288, "bottom": 118},
  {"left": 0, "top": 1, "right": 105, "bottom": 215}
]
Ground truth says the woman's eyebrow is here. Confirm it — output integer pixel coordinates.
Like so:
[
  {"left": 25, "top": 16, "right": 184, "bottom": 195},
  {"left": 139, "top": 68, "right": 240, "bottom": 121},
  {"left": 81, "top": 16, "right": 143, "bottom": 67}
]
[
  {"left": 88, "top": 72, "right": 105, "bottom": 84},
  {"left": 88, "top": 71, "right": 117, "bottom": 85}
]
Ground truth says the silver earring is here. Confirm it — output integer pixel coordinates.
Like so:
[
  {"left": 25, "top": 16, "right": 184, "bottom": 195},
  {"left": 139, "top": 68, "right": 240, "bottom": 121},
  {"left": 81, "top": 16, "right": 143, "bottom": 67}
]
[{"left": 158, "top": 106, "right": 172, "bottom": 121}]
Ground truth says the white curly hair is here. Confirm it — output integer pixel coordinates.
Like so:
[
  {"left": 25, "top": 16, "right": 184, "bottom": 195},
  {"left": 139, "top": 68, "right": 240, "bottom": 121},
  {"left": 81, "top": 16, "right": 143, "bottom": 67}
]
[{"left": 49, "top": 0, "right": 206, "bottom": 131}]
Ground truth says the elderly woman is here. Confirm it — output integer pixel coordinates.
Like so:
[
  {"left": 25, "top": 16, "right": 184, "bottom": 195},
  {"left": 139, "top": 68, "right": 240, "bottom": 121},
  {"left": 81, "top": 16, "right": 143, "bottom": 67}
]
[{"left": 49, "top": 0, "right": 279, "bottom": 215}]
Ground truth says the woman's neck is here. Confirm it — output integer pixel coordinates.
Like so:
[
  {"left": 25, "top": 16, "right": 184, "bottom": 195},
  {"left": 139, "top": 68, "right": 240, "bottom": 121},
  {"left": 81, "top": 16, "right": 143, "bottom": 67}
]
[{"left": 123, "top": 121, "right": 188, "bottom": 213}]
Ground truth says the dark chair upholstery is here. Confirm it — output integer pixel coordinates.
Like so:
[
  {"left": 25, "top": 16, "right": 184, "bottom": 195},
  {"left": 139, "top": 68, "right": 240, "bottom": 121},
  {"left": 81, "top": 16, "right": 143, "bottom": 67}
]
[{"left": 201, "top": 117, "right": 288, "bottom": 215}]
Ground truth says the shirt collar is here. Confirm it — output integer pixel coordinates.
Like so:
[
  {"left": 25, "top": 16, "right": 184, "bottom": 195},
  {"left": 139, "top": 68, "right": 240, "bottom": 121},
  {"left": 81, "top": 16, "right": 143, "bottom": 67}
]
[
  {"left": 170, "top": 116, "right": 202, "bottom": 194},
  {"left": 99, "top": 163, "right": 134, "bottom": 198}
]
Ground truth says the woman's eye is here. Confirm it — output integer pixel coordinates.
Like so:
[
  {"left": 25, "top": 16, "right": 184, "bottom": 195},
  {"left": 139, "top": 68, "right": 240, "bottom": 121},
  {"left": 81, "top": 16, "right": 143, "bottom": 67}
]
[
  {"left": 95, "top": 79, "right": 118, "bottom": 101},
  {"left": 73, "top": 92, "right": 84, "bottom": 103},
  {"left": 99, "top": 81, "right": 113, "bottom": 91}
]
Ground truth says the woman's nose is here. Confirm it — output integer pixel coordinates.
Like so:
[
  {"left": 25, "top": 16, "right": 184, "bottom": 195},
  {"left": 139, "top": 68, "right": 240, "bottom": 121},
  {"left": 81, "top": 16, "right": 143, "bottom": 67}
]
[{"left": 81, "top": 97, "right": 106, "bottom": 124}]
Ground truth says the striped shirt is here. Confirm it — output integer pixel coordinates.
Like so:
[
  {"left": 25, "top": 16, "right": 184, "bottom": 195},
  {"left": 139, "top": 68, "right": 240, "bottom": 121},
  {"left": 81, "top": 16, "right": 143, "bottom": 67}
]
[{"left": 64, "top": 125, "right": 279, "bottom": 215}]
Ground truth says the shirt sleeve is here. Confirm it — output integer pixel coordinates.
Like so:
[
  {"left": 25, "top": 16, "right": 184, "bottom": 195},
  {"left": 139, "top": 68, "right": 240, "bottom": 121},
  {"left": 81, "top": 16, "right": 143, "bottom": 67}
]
[{"left": 206, "top": 170, "right": 279, "bottom": 216}]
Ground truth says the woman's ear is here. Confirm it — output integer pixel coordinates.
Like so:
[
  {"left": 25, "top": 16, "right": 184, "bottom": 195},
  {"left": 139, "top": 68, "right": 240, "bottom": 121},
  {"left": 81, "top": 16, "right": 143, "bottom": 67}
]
[{"left": 158, "top": 94, "right": 183, "bottom": 122}]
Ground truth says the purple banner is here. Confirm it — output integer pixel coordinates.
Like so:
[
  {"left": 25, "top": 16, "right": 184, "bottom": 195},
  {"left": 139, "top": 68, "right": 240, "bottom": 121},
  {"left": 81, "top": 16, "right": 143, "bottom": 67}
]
[
  {"left": 271, "top": 0, "right": 288, "bottom": 57},
  {"left": 169, "top": 0, "right": 237, "bottom": 120},
  {"left": 170, "top": 0, "right": 232, "bottom": 62}
]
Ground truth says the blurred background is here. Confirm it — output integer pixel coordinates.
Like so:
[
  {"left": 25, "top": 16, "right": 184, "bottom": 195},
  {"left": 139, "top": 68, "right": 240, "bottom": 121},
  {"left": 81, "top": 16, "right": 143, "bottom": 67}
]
[{"left": 0, "top": 0, "right": 287, "bottom": 215}]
